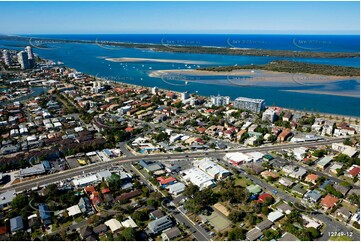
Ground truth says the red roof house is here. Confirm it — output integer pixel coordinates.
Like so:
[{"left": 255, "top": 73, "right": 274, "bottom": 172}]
[
  {"left": 156, "top": 176, "right": 177, "bottom": 186},
  {"left": 321, "top": 194, "right": 339, "bottom": 209},
  {"left": 258, "top": 193, "right": 274, "bottom": 203},
  {"left": 347, "top": 165, "right": 360, "bottom": 178}
]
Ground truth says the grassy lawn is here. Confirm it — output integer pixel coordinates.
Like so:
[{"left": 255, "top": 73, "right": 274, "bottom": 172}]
[
  {"left": 235, "top": 177, "right": 252, "bottom": 187},
  {"left": 341, "top": 201, "right": 358, "bottom": 213},
  {"left": 74, "top": 216, "right": 85, "bottom": 223},
  {"left": 99, "top": 235, "right": 108, "bottom": 241},
  {"left": 330, "top": 236, "right": 352, "bottom": 241},
  {"left": 31, "top": 228, "right": 44, "bottom": 239}
]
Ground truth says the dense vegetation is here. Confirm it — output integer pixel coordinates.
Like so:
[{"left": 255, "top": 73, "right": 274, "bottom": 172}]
[{"left": 197, "top": 60, "right": 360, "bottom": 76}]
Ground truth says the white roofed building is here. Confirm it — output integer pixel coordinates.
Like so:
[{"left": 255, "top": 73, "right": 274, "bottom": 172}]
[
  {"left": 181, "top": 167, "right": 215, "bottom": 190},
  {"left": 223, "top": 152, "right": 252, "bottom": 165},
  {"left": 193, "top": 158, "right": 231, "bottom": 180}
]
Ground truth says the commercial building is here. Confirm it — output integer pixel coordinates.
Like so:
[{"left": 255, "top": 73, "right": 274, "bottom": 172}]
[
  {"left": 181, "top": 167, "right": 215, "bottom": 190},
  {"left": 192, "top": 158, "right": 231, "bottom": 180},
  {"left": 18, "top": 161, "right": 51, "bottom": 178},
  {"left": 72, "top": 170, "right": 112, "bottom": 187},
  {"left": 233, "top": 97, "right": 265, "bottom": 113},
  {"left": 0, "top": 190, "right": 16, "bottom": 210}
]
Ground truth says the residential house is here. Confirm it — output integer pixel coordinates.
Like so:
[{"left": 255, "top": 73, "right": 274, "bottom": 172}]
[
  {"left": 304, "top": 190, "right": 322, "bottom": 203},
  {"left": 278, "top": 232, "right": 299, "bottom": 241},
  {"left": 39, "top": 204, "right": 52, "bottom": 226},
  {"left": 267, "top": 211, "right": 284, "bottom": 222},
  {"left": 336, "top": 207, "right": 352, "bottom": 222},
  {"left": 115, "top": 190, "right": 142, "bottom": 203},
  {"left": 167, "top": 182, "right": 186, "bottom": 195},
  {"left": 105, "top": 218, "right": 122, "bottom": 233},
  {"left": 277, "top": 128, "right": 292, "bottom": 142},
  {"left": 346, "top": 165, "right": 360, "bottom": 179},
  {"left": 316, "top": 156, "right": 333, "bottom": 170},
  {"left": 78, "top": 197, "right": 94, "bottom": 216},
  {"left": 321, "top": 194, "right": 339, "bottom": 209},
  {"left": 255, "top": 219, "right": 273, "bottom": 231},
  {"left": 329, "top": 163, "right": 343, "bottom": 175},
  {"left": 10, "top": 216, "right": 24, "bottom": 233},
  {"left": 277, "top": 202, "right": 294, "bottom": 215},
  {"left": 261, "top": 171, "right": 278, "bottom": 180},
  {"left": 147, "top": 215, "right": 173, "bottom": 234},
  {"left": 150, "top": 210, "right": 165, "bottom": 220},
  {"left": 292, "top": 184, "right": 306, "bottom": 196},
  {"left": 92, "top": 224, "right": 108, "bottom": 235},
  {"left": 79, "top": 226, "right": 94, "bottom": 240},
  {"left": 161, "top": 227, "right": 181, "bottom": 241},
  {"left": 333, "top": 183, "right": 350, "bottom": 196},
  {"left": 246, "top": 228, "right": 262, "bottom": 241},
  {"left": 278, "top": 177, "right": 294, "bottom": 188},
  {"left": 157, "top": 176, "right": 177, "bottom": 188},
  {"left": 258, "top": 193, "right": 273, "bottom": 203},
  {"left": 305, "top": 174, "right": 319, "bottom": 184}
]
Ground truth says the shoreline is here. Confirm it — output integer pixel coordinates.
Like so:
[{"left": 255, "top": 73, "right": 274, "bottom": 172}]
[
  {"left": 105, "top": 57, "right": 211, "bottom": 65},
  {"left": 282, "top": 89, "right": 360, "bottom": 98},
  {"left": 94, "top": 71, "right": 360, "bottom": 119},
  {"left": 14, "top": 54, "right": 359, "bottom": 119}
]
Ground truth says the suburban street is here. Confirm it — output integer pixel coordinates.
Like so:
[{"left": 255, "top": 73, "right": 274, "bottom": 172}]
[
  {"left": 0, "top": 136, "right": 349, "bottom": 194},
  {"left": 226, "top": 161, "right": 360, "bottom": 241},
  {"left": 0, "top": 136, "right": 358, "bottom": 241}
]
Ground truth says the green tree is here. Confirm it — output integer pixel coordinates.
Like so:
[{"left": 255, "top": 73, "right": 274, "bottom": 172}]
[
  {"left": 335, "top": 154, "right": 351, "bottom": 163},
  {"left": 228, "top": 227, "right": 246, "bottom": 241},
  {"left": 184, "top": 184, "right": 200, "bottom": 198},
  {"left": 11, "top": 194, "right": 29, "bottom": 210},
  {"left": 348, "top": 193, "right": 360, "bottom": 206},
  {"left": 261, "top": 206, "right": 270, "bottom": 215},
  {"left": 307, "top": 227, "right": 320, "bottom": 239},
  {"left": 228, "top": 211, "right": 245, "bottom": 223},
  {"left": 313, "top": 149, "right": 326, "bottom": 158},
  {"left": 146, "top": 199, "right": 159, "bottom": 208},
  {"left": 131, "top": 210, "right": 148, "bottom": 222},
  {"left": 122, "top": 227, "right": 136, "bottom": 241}
]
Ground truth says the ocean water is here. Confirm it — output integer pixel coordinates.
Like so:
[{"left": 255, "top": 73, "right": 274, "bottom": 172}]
[{"left": 0, "top": 34, "right": 359, "bottom": 116}]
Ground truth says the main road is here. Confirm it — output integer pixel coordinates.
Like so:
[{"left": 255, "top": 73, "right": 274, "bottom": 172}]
[{"left": 0, "top": 137, "right": 349, "bottom": 194}]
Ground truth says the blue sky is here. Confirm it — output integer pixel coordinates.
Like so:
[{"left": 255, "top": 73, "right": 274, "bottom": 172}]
[{"left": 0, "top": 1, "right": 359, "bottom": 34}]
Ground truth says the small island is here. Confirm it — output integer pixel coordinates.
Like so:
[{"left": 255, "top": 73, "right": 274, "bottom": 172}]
[{"left": 196, "top": 60, "right": 360, "bottom": 77}]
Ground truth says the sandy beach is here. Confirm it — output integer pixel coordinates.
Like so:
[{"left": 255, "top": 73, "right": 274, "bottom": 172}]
[
  {"left": 149, "top": 69, "right": 359, "bottom": 84},
  {"left": 149, "top": 69, "right": 360, "bottom": 98},
  {"left": 105, "top": 57, "right": 211, "bottom": 65}
]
